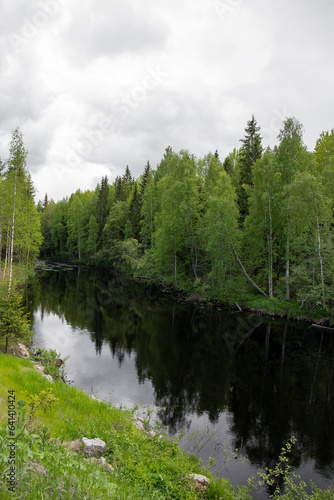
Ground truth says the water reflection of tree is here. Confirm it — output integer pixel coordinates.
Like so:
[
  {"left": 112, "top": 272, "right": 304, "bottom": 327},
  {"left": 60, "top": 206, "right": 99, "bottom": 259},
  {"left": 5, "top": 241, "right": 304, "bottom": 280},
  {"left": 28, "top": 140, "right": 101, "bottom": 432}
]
[{"left": 29, "top": 267, "right": 334, "bottom": 478}]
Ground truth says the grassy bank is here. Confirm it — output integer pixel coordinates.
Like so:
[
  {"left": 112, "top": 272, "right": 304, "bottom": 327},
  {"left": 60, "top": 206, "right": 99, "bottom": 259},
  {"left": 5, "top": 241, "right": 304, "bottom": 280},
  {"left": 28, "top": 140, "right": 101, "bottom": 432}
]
[
  {"left": 0, "top": 352, "right": 250, "bottom": 499},
  {"left": 1, "top": 351, "right": 334, "bottom": 499}
]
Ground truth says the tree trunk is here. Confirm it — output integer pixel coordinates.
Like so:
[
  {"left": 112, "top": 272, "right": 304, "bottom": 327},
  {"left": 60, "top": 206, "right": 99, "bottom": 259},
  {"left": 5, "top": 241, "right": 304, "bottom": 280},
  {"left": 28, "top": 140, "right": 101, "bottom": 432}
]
[
  {"left": 174, "top": 241, "right": 177, "bottom": 287},
  {"left": 77, "top": 214, "right": 81, "bottom": 263},
  {"left": 316, "top": 215, "right": 326, "bottom": 309},
  {"left": 231, "top": 240, "right": 267, "bottom": 297},
  {"left": 0, "top": 202, "right": 2, "bottom": 274},
  {"left": 268, "top": 195, "right": 273, "bottom": 298},
  {"left": 286, "top": 218, "right": 290, "bottom": 301},
  {"left": 8, "top": 175, "right": 17, "bottom": 295},
  {"left": 150, "top": 190, "right": 153, "bottom": 248},
  {"left": 3, "top": 224, "right": 10, "bottom": 278}
]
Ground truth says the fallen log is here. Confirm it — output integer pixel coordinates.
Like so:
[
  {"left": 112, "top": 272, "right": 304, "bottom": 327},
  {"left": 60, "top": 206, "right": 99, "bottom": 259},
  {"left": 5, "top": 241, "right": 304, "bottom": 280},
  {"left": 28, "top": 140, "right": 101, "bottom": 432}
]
[{"left": 310, "top": 324, "right": 334, "bottom": 331}]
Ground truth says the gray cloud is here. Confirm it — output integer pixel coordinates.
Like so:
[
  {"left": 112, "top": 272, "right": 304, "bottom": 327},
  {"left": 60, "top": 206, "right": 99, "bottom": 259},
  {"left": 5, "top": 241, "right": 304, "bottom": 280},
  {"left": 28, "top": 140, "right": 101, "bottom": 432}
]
[
  {"left": 0, "top": 0, "right": 333, "bottom": 200},
  {"left": 60, "top": 0, "right": 170, "bottom": 64}
]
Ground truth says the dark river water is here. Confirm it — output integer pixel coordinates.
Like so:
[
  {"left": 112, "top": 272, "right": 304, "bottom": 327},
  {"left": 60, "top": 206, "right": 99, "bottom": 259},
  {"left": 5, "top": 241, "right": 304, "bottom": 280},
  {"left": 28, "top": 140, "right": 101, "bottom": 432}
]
[{"left": 28, "top": 263, "right": 334, "bottom": 498}]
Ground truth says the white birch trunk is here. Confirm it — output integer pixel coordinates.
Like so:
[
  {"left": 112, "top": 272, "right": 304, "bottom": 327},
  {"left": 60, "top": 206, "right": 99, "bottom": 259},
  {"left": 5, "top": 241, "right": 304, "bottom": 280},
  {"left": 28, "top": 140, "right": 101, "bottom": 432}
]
[
  {"left": 4, "top": 224, "right": 10, "bottom": 277},
  {"left": 8, "top": 175, "right": 17, "bottom": 295},
  {"left": 174, "top": 241, "right": 177, "bottom": 287},
  {"left": 316, "top": 215, "right": 325, "bottom": 309},
  {"left": 0, "top": 204, "right": 2, "bottom": 274},
  {"left": 268, "top": 195, "right": 273, "bottom": 298},
  {"left": 231, "top": 240, "right": 267, "bottom": 297},
  {"left": 150, "top": 190, "right": 153, "bottom": 248},
  {"left": 77, "top": 214, "right": 81, "bottom": 263},
  {"left": 286, "top": 218, "right": 290, "bottom": 301}
]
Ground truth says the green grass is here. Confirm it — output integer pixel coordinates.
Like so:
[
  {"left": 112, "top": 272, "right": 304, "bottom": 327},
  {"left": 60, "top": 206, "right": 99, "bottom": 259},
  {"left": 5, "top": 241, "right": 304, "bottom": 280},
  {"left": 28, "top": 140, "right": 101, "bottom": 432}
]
[
  {"left": 0, "top": 352, "right": 247, "bottom": 499},
  {"left": 239, "top": 295, "right": 332, "bottom": 323}
]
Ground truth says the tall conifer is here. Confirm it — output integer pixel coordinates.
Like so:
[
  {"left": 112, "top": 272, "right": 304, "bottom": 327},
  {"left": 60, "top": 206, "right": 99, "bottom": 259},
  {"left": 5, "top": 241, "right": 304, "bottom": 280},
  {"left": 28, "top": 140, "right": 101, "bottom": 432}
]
[{"left": 237, "top": 115, "right": 263, "bottom": 225}]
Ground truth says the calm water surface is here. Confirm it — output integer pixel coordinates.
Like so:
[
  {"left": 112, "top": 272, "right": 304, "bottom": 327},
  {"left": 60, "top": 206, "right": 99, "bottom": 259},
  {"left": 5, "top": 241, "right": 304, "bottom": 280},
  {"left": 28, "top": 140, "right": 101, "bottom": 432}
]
[{"left": 28, "top": 263, "right": 334, "bottom": 498}]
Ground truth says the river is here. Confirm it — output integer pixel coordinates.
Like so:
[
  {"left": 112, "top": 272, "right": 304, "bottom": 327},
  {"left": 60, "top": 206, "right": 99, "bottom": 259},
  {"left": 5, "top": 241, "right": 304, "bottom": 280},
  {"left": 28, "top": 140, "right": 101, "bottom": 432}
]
[{"left": 28, "top": 262, "right": 334, "bottom": 498}]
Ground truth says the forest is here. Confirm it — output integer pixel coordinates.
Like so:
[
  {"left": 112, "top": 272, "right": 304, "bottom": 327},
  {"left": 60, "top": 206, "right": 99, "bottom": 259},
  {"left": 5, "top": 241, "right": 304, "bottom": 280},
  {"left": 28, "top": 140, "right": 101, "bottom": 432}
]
[
  {"left": 37, "top": 116, "right": 334, "bottom": 314},
  {"left": 1, "top": 117, "right": 334, "bottom": 330}
]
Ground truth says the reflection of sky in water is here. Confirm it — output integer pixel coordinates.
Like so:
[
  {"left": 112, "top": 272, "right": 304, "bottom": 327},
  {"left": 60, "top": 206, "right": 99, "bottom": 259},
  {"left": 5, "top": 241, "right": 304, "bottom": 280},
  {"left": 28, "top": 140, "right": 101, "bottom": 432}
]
[
  {"left": 32, "top": 307, "right": 258, "bottom": 485},
  {"left": 33, "top": 307, "right": 154, "bottom": 407},
  {"left": 32, "top": 307, "right": 333, "bottom": 498}
]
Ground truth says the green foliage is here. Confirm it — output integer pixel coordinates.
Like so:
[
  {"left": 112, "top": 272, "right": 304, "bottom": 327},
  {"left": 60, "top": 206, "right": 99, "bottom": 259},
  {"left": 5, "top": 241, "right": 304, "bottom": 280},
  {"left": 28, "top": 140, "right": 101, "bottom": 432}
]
[
  {"left": 0, "top": 279, "right": 31, "bottom": 351},
  {"left": 258, "top": 437, "right": 334, "bottom": 499},
  {"left": 31, "top": 348, "right": 69, "bottom": 381},
  {"left": 30, "top": 117, "right": 334, "bottom": 317}
]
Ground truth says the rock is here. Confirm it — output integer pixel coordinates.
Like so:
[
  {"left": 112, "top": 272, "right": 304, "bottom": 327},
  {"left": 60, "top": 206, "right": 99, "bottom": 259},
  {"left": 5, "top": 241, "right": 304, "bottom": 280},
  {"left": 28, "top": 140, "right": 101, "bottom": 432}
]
[
  {"left": 90, "top": 394, "right": 103, "bottom": 403},
  {"left": 31, "top": 461, "right": 48, "bottom": 476},
  {"left": 186, "top": 474, "right": 210, "bottom": 493},
  {"left": 34, "top": 364, "right": 45, "bottom": 373},
  {"left": 133, "top": 416, "right": 156, "bottom": 436},
  {"left": 82, "top": 437, "right": 106, "bottom": 457},
  {"left": 33, "top": 364, "right": 52, "bottom": 382},
  {"left": 133, "top": 418, "right": 145, "bottom": 431},
  {"left": 62, "top": 439, "right": 82, "bottom": 453},
  {"left": 17, "top": 343, "right": 30, "bottom": 358}
]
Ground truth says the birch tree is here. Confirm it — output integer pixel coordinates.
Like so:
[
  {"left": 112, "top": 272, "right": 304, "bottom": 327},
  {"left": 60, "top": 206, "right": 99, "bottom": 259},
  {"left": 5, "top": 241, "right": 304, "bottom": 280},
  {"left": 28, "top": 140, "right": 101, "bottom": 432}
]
[
  {"left": 276, "top": 118, "right": 309, "bottom": 300},
  {"left": 201, "top": 170, "right": 239, "bottom": 298},
  {"left": 154, "top": 150, "right": 201, "bottom": 285},
  {"left": 285, "top": 172, "right": 333, "bottom": 309},
  {"left": 244, "top": 149, "right": 281, "bottom": 298}
]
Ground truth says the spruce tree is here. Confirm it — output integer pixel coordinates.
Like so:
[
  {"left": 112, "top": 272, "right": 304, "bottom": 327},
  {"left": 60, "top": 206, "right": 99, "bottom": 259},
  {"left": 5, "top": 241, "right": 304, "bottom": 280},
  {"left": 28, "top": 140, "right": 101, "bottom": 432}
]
[
  {"left": 114, "top": 176, "right": 123, "bottom": 202},
  {"left": 122, "top": 165, "right": 133, "bottom": 202},
  {"left": 223, "top": 156, "right": 233, "bottom": 176},
  {"left": 129, "top": 183, "right": 141, "bottom": 241},
  {"left": 141, "top": 161, "right": 151, "bottom": 197},
  {"left": 237, "top": 115, "right": 263, "bottom": 225},
  {"left": 96, "top": 176, "right": 109, "bottom": 246}
]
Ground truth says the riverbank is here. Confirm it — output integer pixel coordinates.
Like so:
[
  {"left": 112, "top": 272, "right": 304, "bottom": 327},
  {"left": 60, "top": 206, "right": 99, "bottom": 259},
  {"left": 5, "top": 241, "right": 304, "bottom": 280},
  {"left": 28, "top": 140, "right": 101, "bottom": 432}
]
[
  {"left": 35, "top": 259, "right": 334, "bottom": 326},
  {"left": 0, "top": 349, "right": 250, "bottom": 499}
]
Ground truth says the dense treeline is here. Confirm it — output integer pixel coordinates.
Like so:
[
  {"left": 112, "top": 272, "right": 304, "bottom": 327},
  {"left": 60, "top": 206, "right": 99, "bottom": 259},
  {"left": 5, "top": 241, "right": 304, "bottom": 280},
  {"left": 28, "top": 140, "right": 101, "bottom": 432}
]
[
  {"left": 39, "top": 116, "right": 334, "bottom": 312},
  {"left": 0, "top": 128, "right": 42, "bottom": 350}
]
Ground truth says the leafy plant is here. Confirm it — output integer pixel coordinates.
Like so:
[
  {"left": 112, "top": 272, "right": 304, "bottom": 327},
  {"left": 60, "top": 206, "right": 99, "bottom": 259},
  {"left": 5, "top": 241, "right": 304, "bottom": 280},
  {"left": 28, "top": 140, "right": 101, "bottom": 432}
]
[
  {"left": 258, "top": 437, "right": 334, "bottom": 499},
  {"left": 31, "top": 348, "right": 69, "bottom": 382}
]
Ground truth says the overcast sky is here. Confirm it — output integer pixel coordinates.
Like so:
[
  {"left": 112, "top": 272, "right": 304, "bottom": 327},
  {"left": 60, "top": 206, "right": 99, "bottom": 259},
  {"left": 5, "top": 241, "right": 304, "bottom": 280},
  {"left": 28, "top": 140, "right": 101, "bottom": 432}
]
[{"left": 1, "top": 0, "right": 333, "bottom": 201}]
